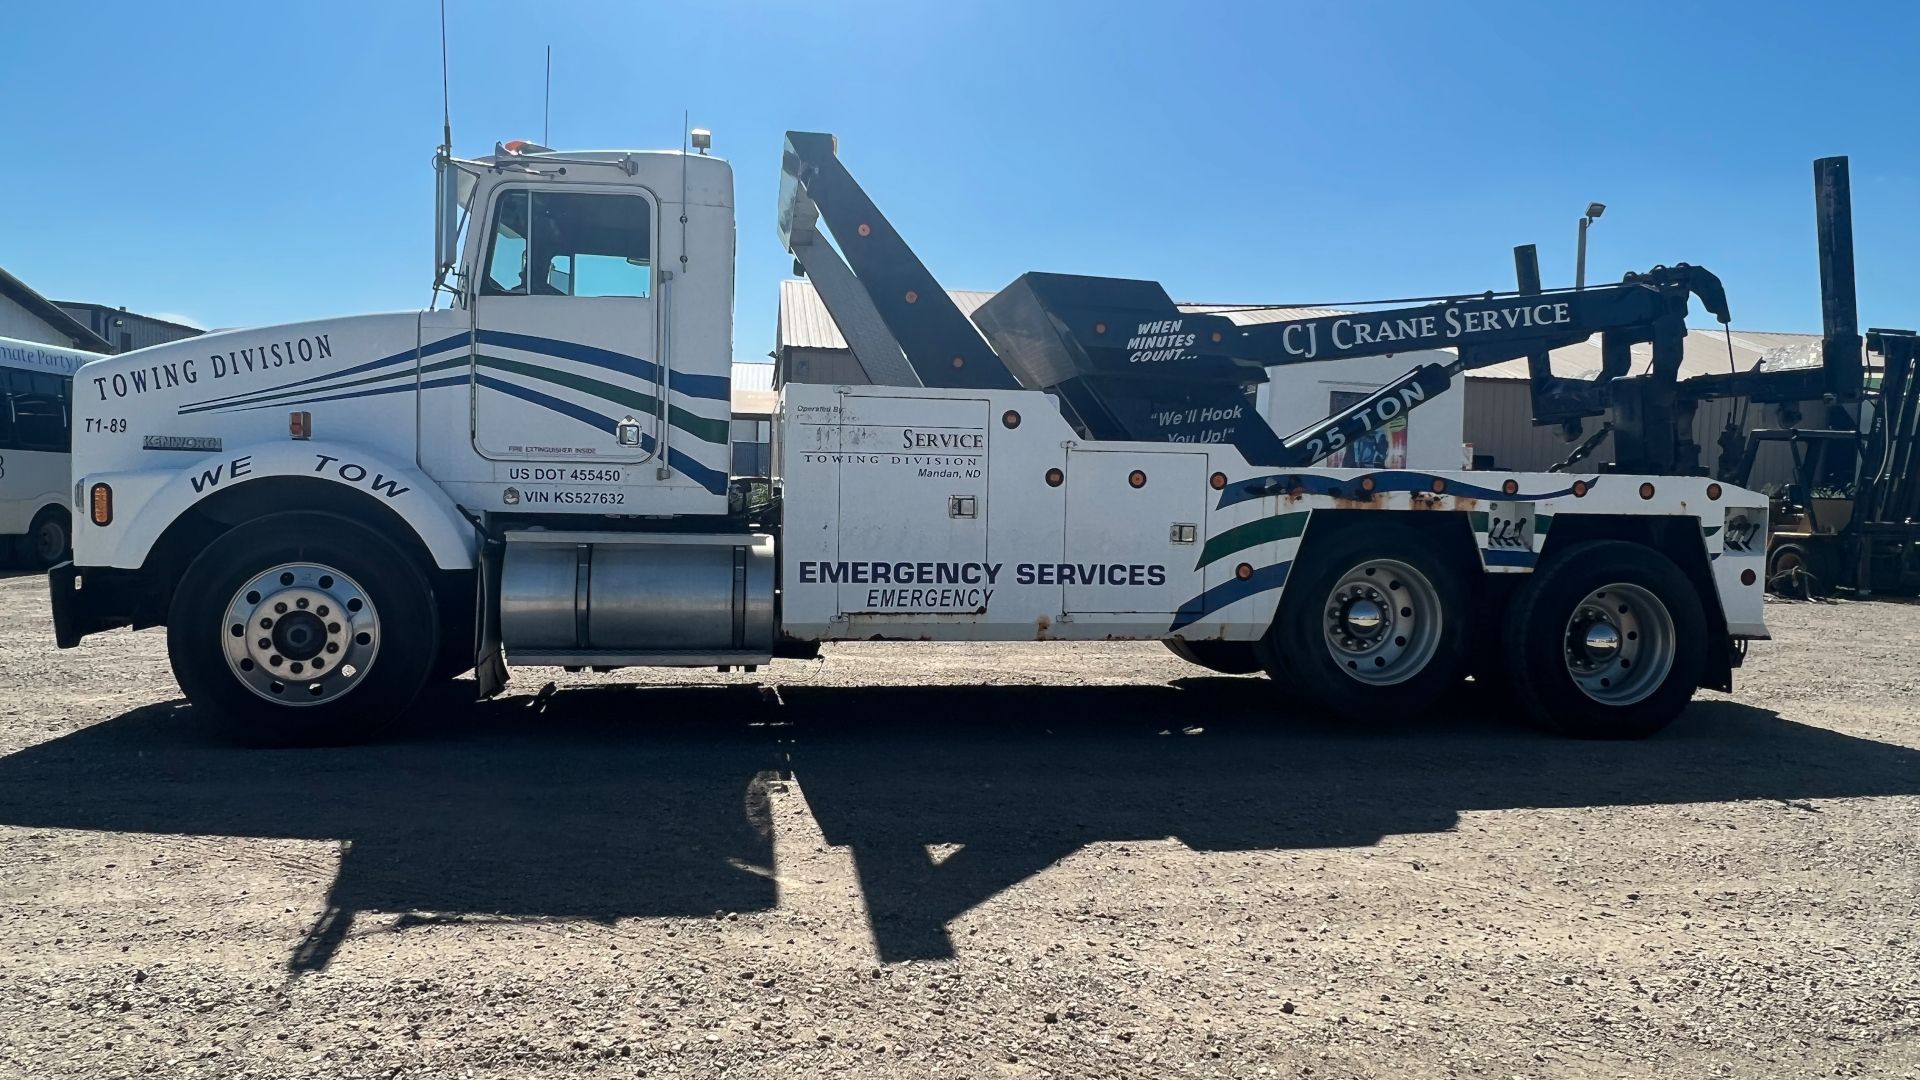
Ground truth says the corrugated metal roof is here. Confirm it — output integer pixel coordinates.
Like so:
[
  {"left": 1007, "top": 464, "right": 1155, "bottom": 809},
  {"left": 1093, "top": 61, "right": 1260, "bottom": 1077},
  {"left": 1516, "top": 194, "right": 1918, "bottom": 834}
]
[
  {"left": 777, "top": 278, "right": 848, "bottom": 350},
  {"left": 777, "top": 279, "right": 1835, "bottom": 383},
  {"left": 778, "top": 280, "right": 1001, "bottom": 352}
]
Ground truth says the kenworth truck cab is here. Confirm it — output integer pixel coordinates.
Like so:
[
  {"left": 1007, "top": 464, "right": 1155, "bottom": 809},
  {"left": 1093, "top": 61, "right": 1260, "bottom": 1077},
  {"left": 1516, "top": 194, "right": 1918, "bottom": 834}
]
[{"left": 50, "top": 131, "right": 1770, "bottom": 746}]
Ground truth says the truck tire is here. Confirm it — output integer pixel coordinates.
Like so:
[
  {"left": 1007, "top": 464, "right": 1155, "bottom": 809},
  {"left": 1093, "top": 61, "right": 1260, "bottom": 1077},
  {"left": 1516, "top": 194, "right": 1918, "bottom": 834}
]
[
  {"left": 430, "top": 627, "right": 476, "bottom": 682},
  {"left": 166, "top": 512, "right": 439, "bottom": 746},
  {"left": 429, "top": 581, "right": 477, "bottom": 682},
  {"left": 1503, "top": 540, "right": 1706, "bottom": 739},
  {"left": 18, "top": 506, "right": 71, "bottom": 569},
  {"left": 1163, "top": 638, "right": 1263, "bottom": 675},
  {"left": 1256, "top": 523, "right": 1468, "bottom": 717}
]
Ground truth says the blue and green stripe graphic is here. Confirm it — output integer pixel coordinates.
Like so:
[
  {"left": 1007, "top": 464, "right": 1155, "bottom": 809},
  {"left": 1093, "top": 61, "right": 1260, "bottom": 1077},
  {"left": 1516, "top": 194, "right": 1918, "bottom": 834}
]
[{"left": 175, "top": 330, "right": 732, "bottom": 494}]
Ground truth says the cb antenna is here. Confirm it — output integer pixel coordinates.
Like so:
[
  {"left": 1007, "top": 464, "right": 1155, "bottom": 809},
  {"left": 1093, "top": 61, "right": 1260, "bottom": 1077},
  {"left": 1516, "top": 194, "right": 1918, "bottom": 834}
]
[
  {"left": 438, "top": 0, "right": 453, "bottom": 153},
  {"left": 429, "top": 0, "right": 458, "bottom": 310},
  {"left": 543, "top": 46, "right": 552, "bottom": 146}
]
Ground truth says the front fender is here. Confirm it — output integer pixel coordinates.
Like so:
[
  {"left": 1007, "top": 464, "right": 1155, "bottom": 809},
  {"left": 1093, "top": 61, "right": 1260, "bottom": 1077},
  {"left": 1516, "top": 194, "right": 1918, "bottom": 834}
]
[{"left": 77, "top": 439, "right": 477, "bottom": 571}]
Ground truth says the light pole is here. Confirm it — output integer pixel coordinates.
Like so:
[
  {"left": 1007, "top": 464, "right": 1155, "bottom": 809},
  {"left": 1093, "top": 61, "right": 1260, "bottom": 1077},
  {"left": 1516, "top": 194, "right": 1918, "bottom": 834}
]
[{"left": 1575, "top": 201, "right": 1606, "bottom": 290}]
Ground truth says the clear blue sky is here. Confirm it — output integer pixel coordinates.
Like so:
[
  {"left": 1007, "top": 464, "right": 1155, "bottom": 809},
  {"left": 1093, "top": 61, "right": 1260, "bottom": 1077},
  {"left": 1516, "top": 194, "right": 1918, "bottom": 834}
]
[{"left": 4, "top": 1, "right": 1915, "bottom": 356}]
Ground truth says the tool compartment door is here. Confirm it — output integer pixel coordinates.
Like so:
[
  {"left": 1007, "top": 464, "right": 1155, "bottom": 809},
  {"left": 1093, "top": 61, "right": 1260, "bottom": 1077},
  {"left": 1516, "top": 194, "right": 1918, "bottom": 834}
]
[
  {"left": 1062, "top": 449, "right": 1206, "bottom": 614},
  {"left": 834, "top": 394, "right": 991, "bottom": 618}
]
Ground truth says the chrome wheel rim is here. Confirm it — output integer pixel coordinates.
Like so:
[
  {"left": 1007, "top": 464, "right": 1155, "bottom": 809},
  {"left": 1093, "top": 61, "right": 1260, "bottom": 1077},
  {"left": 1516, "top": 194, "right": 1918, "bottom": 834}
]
[
  {"left": 1322, "top": 558, "right": 1444, "bottom": 686},
  {"left": 221, "top": 563, "right": 379, "bottom": 706},
  {"left": 1563, "top": 582, "right": 1674, "bottom": 706}
]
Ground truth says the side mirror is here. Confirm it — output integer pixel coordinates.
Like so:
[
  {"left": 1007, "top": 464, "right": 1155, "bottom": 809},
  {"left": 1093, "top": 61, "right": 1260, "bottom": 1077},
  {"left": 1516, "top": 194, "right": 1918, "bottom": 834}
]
[{"left": 433, "top": 150, "right": 461, "bottom": 277}]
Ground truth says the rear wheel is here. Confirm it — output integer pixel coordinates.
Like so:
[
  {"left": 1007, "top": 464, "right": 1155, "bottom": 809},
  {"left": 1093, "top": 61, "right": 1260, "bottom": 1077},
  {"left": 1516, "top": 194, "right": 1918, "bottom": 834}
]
[
  {"left": 1163, "top": 638, "right": 1263, "bottom": 675},
  {"left": 1256, "top": 523, "right": 1468, "bottom": 717},
  {"left": 167, "top": 512, "right": 439, "bottom": 746},
  {"left": 18, "top": 507, "right": 70, "bottom": 568},
  {"left": 1504, "top": 540, "right": 1706, "bottom": 739}
]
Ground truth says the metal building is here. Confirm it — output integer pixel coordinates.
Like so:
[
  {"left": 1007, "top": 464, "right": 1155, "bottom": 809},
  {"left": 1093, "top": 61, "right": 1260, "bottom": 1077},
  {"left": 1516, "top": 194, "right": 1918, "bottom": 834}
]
[
  {"left": 55, "top": 302, "right": 201, "bottom": 354},
  {"left": 0, "top": 266, "right": 109, "bottom": 352},
  {"left": 730, "top": 361, "right": 776, "bottom": 476}
]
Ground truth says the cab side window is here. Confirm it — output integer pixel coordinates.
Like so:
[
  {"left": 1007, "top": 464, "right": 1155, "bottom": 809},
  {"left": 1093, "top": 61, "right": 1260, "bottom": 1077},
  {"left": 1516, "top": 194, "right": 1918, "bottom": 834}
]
[
  {"left": 1, "top": 370, "right": 71, "bottom": 452},
  {"left": 482, "top": 190, "right": 530, "bottom": 295},
  {"left": 480, "top": 190, "right": 652, "bottom": 299},
  {"left": 0, "top": 372, "right": 15, "bottom": 448}
]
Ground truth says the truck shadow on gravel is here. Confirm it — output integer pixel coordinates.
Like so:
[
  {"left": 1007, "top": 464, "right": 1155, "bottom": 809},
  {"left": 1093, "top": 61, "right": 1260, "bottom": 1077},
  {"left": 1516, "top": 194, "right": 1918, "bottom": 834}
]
[{"left": 0, "top": 678, "right": 1914, "bottom": 970}]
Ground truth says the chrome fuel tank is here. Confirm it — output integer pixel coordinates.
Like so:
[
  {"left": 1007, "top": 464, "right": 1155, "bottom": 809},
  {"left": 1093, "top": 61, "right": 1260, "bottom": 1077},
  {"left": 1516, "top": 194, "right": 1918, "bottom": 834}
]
[{"left": 499, "top": 530, "right": 775, "bottom": 666}]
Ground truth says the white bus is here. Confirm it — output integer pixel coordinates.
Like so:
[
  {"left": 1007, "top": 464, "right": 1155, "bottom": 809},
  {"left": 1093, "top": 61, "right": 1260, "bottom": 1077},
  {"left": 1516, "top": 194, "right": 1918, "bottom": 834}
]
[{"left": 1, "top": 336, "right": 100, "bottom": 567}]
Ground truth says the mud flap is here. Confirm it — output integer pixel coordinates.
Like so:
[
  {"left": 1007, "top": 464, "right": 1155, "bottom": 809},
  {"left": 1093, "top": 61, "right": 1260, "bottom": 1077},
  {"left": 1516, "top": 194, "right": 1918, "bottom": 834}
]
[{"left": 475, "top": 537, "right": 510, "bottom": 699}]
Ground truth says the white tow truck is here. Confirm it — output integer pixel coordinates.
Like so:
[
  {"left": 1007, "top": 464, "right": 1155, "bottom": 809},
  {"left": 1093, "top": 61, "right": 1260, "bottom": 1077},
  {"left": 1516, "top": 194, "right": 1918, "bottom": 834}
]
[{"left": 49, "top": 130, "right": 1769, "bottom": 744}]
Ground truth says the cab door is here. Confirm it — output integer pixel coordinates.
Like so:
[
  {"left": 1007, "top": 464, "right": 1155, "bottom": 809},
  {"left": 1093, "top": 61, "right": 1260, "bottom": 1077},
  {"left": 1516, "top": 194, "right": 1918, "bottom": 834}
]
[{"left": 469, "top": 184, "right": 661, "bottom": 464}]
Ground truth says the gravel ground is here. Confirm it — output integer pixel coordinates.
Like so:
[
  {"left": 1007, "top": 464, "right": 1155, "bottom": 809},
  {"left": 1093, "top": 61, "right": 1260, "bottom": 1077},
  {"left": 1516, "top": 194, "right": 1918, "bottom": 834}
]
[{"left": 0, "top": 567, "right": 1914, "bottom": 1079}]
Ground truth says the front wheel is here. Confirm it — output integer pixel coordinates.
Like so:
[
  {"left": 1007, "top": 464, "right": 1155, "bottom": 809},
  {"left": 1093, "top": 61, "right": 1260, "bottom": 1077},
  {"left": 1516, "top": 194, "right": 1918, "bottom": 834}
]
[
  {"left": 167, "top": 512, "right": 439, "bottom": 746},
  {"left": 1504, "top": 540, "right": 1706, "bottom": 739}
]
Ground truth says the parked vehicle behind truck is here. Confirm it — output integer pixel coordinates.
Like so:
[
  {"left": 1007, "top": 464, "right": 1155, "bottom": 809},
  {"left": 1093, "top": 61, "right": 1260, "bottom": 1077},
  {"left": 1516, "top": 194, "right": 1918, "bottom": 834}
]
[
  {"left": 1, "top": 335, "right": 99, "bottom": 567},
  {"left": 48, "top": 131, "right": 1770, "bottom": 745}
]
